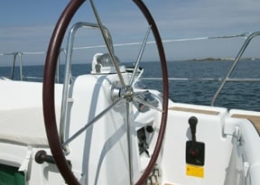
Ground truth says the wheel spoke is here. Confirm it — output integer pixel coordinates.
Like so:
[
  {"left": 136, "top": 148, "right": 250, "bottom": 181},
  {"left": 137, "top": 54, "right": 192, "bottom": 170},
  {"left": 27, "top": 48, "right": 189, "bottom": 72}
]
[
  {"left": 133, "top": 96, "right": 164, "bottom": 113},
  {"left": 129, "top": 26, "right": 151, "bottom": 86},
  {"left": 89, "top": 0, "right": 126, "bottom": 87},
  {"left": 126, "top": 102, "right": 134, "bottom": 185},
  {"left": 62, "top": 98, "right": 123, "bottom": 147}
]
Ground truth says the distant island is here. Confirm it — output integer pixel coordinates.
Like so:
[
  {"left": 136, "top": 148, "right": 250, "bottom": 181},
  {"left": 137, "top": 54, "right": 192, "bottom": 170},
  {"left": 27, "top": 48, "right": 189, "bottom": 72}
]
[{"left": 187, "top": 57, "right": 260, "bottom": 61}]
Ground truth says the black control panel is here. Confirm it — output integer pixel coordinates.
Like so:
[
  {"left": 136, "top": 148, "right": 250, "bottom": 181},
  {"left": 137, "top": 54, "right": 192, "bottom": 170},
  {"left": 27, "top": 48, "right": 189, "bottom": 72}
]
[{"left": 186, "top": 116, "right": 205, "bottom": 166}]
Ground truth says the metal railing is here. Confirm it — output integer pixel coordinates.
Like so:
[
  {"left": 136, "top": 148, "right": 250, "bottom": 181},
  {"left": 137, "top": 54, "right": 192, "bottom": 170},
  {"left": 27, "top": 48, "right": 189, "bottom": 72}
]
[
  {"left": 0, "top": 52, "right": 23, "bottom": 80},
  {"left": 211, "top": 31, "right": 260, "bottom": 106},
  {"left": 59, "top": 21, "right": 114, "bottom": 148},
  {"left": 0, "top": 50, "right": 63, "bottom": 83},
  {"left": 1, "top": 31, "right": 260, "bottom": 108}
]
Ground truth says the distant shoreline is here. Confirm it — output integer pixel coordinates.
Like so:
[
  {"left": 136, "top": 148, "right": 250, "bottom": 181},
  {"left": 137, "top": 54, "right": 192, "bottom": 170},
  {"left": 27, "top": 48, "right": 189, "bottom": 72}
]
[{"left": 186, "top": 57, "right": 260, "bottom": 61}]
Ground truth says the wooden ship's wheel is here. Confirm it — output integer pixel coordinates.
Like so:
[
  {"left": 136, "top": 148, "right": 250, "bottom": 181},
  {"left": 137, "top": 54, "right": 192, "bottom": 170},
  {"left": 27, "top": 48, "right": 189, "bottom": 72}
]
[{"left": 43, "top": 0, "right": 168, "bottom": 184}]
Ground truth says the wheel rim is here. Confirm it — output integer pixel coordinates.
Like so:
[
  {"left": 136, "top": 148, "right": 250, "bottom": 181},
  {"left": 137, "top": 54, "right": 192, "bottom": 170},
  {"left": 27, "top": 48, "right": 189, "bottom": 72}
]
[
  {"left": 132, "top": 1, "right": 168, "bottom": 184},
  {"left": 43, "top": 0, "right": 85, "bottom": 185},
  {"left": 43, "top": 0, "right": 168, "bottom": 184}
]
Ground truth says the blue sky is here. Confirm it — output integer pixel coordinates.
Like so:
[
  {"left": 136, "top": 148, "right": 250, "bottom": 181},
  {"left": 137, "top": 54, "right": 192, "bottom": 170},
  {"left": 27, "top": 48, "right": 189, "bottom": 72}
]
[{"left": 0, "top": 0, "right": 260, "bottom": 65}]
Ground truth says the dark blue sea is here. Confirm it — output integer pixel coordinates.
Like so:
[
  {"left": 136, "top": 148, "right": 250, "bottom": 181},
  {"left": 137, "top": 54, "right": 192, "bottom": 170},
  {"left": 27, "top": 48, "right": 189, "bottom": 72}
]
[{"left": 1, "top": 60, "right": 260, "bottom": 111}]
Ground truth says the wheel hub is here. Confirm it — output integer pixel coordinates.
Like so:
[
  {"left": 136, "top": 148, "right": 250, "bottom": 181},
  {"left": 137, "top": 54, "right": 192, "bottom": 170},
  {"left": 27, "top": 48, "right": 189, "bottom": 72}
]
[
  {"left": 120, "top": 86, "right": 134, "bottom": 102},
  {"left": 111, "top": 82, "right": 134, "bottom": 102}
]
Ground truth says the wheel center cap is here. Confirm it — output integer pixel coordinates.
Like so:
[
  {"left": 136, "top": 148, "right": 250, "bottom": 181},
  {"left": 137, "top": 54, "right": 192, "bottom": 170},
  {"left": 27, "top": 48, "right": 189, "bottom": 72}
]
[{"left": 120, "top": 86, "right": 134, "bottom": 102}]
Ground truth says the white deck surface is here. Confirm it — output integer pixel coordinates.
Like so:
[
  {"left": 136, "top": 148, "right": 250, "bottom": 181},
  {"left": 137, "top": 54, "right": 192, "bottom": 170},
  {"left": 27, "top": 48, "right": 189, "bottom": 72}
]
[{"left": 0, "top": 80, "right": 62, "bottom": 146}]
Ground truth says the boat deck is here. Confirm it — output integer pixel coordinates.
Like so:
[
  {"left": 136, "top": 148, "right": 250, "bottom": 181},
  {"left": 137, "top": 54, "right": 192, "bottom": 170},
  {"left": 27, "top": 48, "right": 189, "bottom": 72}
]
[
  {"left": 169, "top": 106, "right": 219, "bottom": 115},
  {"left": 232, "top": 114, "right": 260, "bottom": 133},
  {"left": 169, "top": 106, "right": 260, "bottom": 134}
]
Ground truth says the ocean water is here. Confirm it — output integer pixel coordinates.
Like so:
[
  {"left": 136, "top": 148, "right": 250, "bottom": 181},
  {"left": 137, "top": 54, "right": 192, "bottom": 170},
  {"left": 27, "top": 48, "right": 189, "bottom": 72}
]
[{"left": 1, "top": 60, "right": 260, "bottom": 111}]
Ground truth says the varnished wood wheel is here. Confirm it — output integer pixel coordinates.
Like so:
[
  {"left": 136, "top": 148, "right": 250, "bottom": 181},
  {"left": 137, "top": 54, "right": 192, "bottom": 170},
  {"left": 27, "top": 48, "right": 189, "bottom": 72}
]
[{"left": 43, "top": 0, "right": 168, "bottom": 184}]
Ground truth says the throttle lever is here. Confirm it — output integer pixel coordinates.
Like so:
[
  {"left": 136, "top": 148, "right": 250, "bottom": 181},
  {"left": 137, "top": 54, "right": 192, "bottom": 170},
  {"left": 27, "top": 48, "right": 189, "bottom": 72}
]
[
  {"left": 188, "top": 116, "right": 197, "bottom": 148},
  {"left": 186, "top": 116, "right": 205, "bottom": 166}
]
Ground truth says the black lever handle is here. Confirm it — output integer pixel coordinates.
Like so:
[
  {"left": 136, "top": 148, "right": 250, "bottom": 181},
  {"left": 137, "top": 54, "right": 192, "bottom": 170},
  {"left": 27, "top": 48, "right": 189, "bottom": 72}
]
[
  {"left": 35, "top": 150, "right": 71, "bottom": 168},
  {"left": 35, "top": 150, "right": 56, "bottom": 164},
  {"left": 188, "top": 116, "right": 198, "bottom": 145}
]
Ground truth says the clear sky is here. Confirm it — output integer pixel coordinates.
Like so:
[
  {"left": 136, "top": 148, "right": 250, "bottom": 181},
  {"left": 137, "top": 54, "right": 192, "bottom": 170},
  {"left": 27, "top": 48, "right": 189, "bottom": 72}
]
[{"left": 0, "top": 0, "right": 260, "bottom": 65}]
